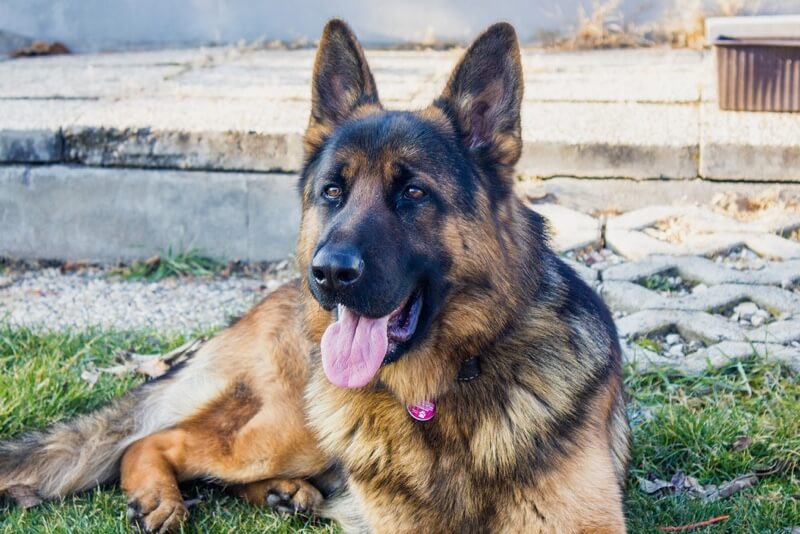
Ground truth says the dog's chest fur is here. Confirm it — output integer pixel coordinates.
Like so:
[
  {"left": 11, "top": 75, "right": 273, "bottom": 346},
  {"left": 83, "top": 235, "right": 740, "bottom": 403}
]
[{"left": 305, "top": 353, "right": 601, "bottom": 533}]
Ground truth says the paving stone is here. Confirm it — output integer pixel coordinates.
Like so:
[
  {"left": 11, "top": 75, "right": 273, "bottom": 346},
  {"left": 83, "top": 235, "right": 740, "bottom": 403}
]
[
  {"left": 746, "top": 319, "right": 800, "bottom": 345},
  {"left": 606, "top": 249, "right": 800, "bottom": 374},
  {"left": 617, "top": 310, "right": 745, "bottom": 344},
  {"left": 530, "top": 203, "right": 601, "bottom": 252},
  {"left": 603, "top": 281, "right": 800, "bottom": 315},
  {"left": 606, "top": 205, "right": 800, "bottom": 260},
  {"left": 562, "top": 258, "right": 598, "bottom": 286},
  {"left": 515, "top": 178, "right": 800, "bottom": 215},
  {"left": 623, "top": 329, "right": 800, "bottom": 374},
  {"left": 602, "top": 255, "right": 800, "bottom": 286},
  {"left": 681, "top": 341, "right": 800, "bottom": 374}
]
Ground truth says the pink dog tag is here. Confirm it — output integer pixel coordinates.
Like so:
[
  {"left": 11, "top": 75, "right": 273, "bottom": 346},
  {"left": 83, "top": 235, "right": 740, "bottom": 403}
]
[{"left": 407, "top": 400, "right": 436, "bottom": 421}]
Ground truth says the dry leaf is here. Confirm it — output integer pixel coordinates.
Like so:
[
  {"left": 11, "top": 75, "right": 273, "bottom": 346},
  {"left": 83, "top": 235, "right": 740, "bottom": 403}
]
[
  {"left": 639, "top": 470, "right": 759, "bottom": 501},
  {"left": 755, "top": 459, "right": 791, "bottom": 478},
  {"left": 731, "top": 436, "right": 753, "bottom": 451},
  {"left": 11, "top": 41, "right": 70, "bottom": 58},
  {"left": 707, "top": 474, "right": 758, "bottom": 500},
  {"left": 638, "top": 476, "right": 673, "bottom": 494},
  {"left": 81, "top": 338, "right": 205, "bottom": 383},
  {"left": 131, "top": 356, "right": 170, "bottom": 379},
  {"left": 80, "top": 367, "right": 100, "bottom": 387}
]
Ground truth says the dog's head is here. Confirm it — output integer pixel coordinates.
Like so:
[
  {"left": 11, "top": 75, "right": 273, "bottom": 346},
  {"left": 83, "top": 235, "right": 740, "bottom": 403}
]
[{"left": 298, "top": 20, "right": 536, "bottom": 397}]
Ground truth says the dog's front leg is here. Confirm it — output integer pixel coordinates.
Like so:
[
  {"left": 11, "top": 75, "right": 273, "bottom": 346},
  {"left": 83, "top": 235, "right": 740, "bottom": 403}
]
[{"left": 121, "top": 429, "right": 190, "bottom": 533}]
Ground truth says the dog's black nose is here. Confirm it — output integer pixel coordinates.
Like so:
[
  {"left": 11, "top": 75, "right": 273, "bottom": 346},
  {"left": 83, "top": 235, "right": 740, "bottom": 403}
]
[{"left": 311, "top": 247, "right": 364, "bottom": 291}]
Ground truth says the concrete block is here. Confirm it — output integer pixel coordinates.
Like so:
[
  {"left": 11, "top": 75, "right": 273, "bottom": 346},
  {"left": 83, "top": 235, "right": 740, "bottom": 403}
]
[
  {"left": 700, "top": 102, "right": 800, "bottom": 181},
  {"left": 519, "top": 102, "right": 699, "bottom": 179},
  {"left": 0, "top": 165, "right": 299, "bottom": 262},
  {"left": 246, "top": 174, "right": 302, "bottom": 260},
  {"left": 63, "top": 97, "right": 308, "bottom": 172}
]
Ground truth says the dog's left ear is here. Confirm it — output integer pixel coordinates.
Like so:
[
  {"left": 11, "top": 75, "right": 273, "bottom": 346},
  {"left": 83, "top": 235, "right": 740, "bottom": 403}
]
[
  {"left": 436, "top": 23, "right": 523, "bottom": 169},
  {"left": 305, "top": 19, "right": 380, "bottom": 154}
]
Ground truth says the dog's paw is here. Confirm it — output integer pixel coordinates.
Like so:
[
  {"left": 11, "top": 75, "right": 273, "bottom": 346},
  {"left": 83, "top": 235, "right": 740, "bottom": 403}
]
[
  {"left": 237, "top": 478, "right": 323, "bottom": 515},
  {"left": 126, "top": 488, "right": 188, "bottom": 534}
]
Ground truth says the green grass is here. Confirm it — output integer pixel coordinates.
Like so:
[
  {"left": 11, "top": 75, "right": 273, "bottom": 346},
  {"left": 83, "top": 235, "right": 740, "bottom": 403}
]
[
  {"left": 0, "top": 327, "right": 798, "bottom": 533},
  {"left": 633, "top": 336, "right": 661, "bottom": 353},
  {"left": 638, "top": 269, "right": 697, "bottom": 294},
  {"left": 111, "top": 247, "right": 223, "bottom": 282}
]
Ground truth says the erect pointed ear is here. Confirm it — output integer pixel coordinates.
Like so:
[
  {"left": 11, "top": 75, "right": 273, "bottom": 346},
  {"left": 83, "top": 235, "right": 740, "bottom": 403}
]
[
  {"left": 305, "top": 19, "right": 379, "bottom": 152},
  {"left": 436, "top": 23, "right": 523, "bottom": 168}
]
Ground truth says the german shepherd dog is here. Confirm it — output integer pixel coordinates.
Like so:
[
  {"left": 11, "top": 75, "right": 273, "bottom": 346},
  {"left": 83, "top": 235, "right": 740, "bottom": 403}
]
[{"left": 0, "top": 20, "right": 629, "bottom": 533}]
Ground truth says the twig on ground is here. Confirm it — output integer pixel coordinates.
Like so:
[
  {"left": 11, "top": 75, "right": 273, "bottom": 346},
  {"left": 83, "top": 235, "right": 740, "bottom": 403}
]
[{"left": 658, "top": 514, "right": 730, "bottom": 531}]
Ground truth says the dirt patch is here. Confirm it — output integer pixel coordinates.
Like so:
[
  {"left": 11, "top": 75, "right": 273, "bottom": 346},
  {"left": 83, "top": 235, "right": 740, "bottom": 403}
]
[
  {"left": 633, "top": 327, "right": 705, "bottom": 359},
  {"left": 642, "top": 217, "right": 692, "bottom": 244},
  {"left": 711, "top": 190, "right": 800, "bottom": 222}
]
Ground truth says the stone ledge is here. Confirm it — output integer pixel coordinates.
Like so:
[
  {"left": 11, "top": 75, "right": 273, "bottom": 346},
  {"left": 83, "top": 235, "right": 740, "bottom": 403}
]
[
  {"left": 700, "top": 103, "right": 800, "bottom": 181},
  {"left": 0, "top": 165, "right": 300, "bottom": 262}
]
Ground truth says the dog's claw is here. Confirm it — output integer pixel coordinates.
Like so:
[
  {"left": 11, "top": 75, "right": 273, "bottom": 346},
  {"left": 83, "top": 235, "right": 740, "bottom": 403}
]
[{"left": 126, "top": 491, "right": 188, "bottom": 533}]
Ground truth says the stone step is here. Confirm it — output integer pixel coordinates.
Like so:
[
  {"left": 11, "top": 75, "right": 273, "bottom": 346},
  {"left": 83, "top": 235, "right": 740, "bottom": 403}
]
[
  {"left": 3, "top": 164, "right": 799, "bottom": 263},
  {"left": 0, "top": 165, "right": 300, "bottom": 262},
  {"left": 2, "top": 47, "right": 797, "bottom": 181}
]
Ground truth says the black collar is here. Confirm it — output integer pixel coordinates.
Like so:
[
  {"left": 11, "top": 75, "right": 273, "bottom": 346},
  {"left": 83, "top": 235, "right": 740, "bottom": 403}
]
[{"left": 457, "top": 357, "right": 481, "bottom": 382}]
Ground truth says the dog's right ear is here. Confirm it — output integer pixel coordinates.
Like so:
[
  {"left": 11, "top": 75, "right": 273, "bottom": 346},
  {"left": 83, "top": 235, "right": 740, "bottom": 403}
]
[{"left": 305, "top": 19, "right": 380, "bottom": 154}]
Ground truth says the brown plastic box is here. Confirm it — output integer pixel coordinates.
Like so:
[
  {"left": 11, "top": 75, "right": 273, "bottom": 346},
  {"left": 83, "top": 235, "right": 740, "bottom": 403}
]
[{"left": 714, "top": 37, "right": 800, "bottom": 112}]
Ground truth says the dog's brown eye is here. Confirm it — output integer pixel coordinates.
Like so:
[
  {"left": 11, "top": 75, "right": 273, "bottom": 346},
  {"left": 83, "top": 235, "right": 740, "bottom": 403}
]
[
  {"left": 404, "top": 186, "right": 426, "bottom": 201},
  {"left": 323, "top": 185, "right": 342, "bottom": 200}
]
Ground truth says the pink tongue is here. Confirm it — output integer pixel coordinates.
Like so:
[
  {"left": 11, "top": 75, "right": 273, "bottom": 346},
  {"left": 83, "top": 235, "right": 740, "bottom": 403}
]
[{"left": 320, "top": 306, "right": 390, "bottom": 388}]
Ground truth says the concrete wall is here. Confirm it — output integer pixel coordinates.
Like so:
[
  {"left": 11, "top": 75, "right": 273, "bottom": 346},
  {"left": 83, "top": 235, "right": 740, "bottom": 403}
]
[{"left": 2, "top": 0, "right": 798, "bottom": 51}]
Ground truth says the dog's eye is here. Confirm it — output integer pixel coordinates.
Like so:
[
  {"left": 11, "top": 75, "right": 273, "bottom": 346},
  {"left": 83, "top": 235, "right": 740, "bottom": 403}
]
[
  {"left": 323, "top": 185, "right": 342, "bottom": 200},
  {"left": 403, "top": 186, "right": 426, "bottom": 201}
]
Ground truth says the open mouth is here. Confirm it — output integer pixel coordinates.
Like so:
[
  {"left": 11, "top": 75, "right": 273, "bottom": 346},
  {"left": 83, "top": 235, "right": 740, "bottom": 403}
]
[
  {"left": 387, "top": 289, "right": 423, "bottom": 346},
  {"left": 320, "top": 289, "right": 423, "bottom": 389}
]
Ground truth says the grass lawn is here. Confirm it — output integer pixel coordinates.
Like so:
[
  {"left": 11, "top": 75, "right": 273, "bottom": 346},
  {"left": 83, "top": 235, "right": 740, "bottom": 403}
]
[{"left": 0, "top": 327, "right": 798, "bottom": 533}]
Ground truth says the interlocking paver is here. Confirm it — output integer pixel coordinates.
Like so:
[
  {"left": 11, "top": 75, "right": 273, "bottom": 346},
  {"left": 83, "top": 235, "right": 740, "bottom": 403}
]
[
  {"left": 606, "top": 205, "right": 800, "bottom": 260},
  {"left": 603, "top": 281, "right": 800, "bottom": 315},
  {"left": 602, "top": 255, "right": 800, "bottom": 286},
  {"left": 624, "top": 340, "right": 800, "bottom": 374},
  {"left": 616, "top": 310, "right": 745, "bottom": 344},
  {"left": 531, "top": 203, "right": 601, "bottom": 253},
  {"left": 601, "top": 250, "right": 800, "bottom": 374}
]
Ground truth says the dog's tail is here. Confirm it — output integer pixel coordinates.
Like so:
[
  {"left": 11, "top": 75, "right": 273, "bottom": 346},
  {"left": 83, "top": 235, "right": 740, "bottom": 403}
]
[
  {"left": 0, "top": 339, "right": 205, "bottom": 502},
  {"left": 0, "top": 386, "right": 154, "bottom": 500}
]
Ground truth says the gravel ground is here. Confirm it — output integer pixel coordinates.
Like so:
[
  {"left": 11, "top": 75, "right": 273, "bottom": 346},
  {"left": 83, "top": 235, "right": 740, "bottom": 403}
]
[{"left": 0, "top": 265, "right": 298, "bottom": 333}]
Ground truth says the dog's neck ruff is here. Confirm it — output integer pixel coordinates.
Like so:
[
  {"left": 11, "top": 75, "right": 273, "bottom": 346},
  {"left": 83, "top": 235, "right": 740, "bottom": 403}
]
[{"left": 406, "top": 357, "right": 481, "bottom": 421}]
